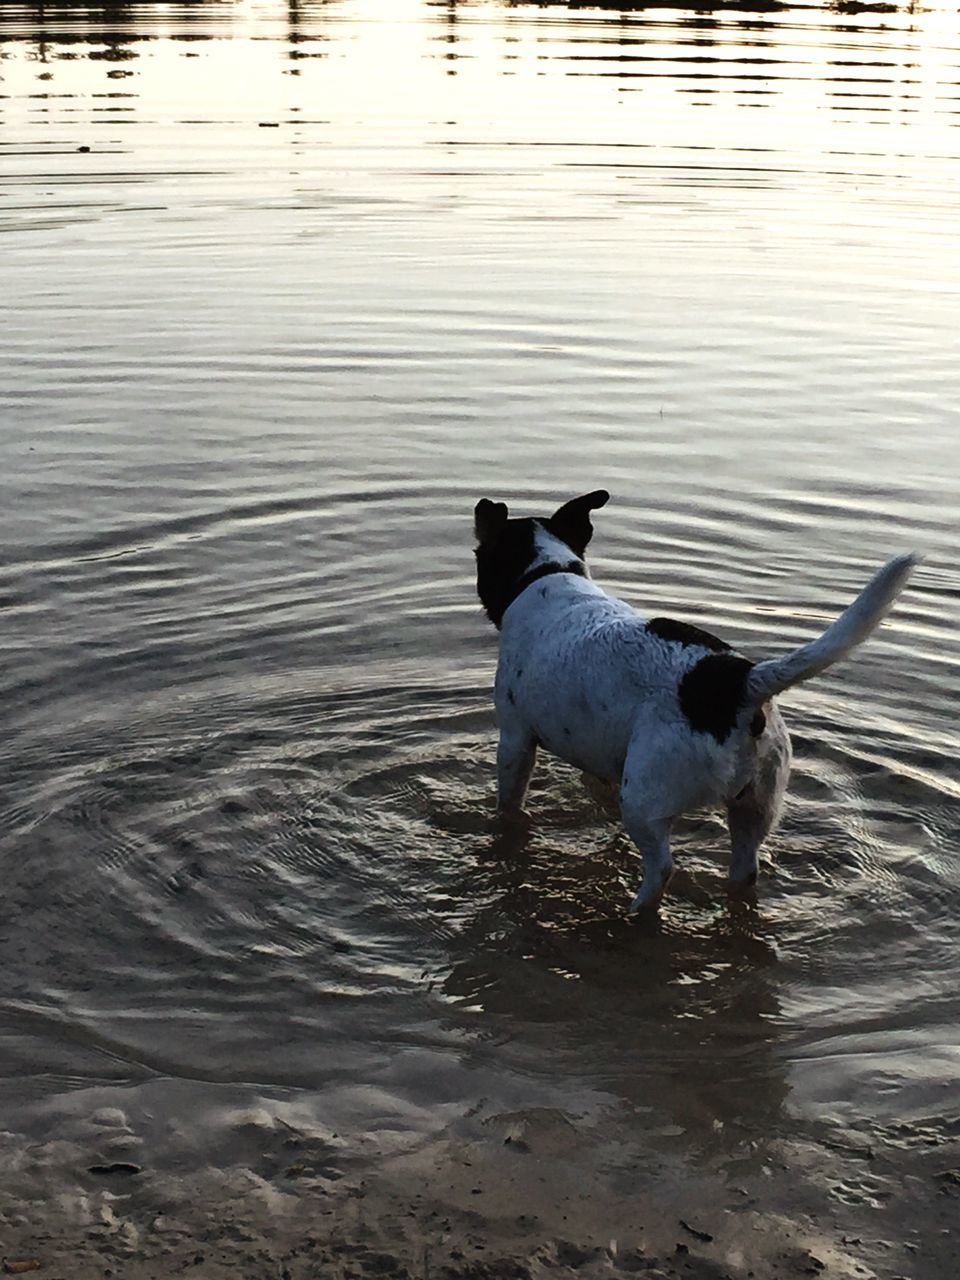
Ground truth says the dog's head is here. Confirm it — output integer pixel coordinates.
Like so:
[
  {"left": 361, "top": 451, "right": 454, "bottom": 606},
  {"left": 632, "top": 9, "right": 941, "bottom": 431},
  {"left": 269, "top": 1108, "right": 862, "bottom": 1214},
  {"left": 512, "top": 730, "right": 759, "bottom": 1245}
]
[{"left": 473, "top": 490, "right": 610, "bottom": 628}]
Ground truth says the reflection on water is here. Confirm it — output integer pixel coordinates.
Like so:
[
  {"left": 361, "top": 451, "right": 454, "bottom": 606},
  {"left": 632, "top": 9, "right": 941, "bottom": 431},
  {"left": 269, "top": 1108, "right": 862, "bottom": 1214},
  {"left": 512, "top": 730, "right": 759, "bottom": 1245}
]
[{"left": 1, "top": 0, "right": 959, "bottom": 1257}]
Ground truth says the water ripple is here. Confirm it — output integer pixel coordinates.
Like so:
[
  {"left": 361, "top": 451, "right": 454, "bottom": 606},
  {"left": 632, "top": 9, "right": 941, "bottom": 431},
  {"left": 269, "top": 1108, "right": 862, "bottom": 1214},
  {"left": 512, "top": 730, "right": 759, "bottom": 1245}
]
[{"left": 0, "top": 0, "right": 957, "bottom": 1193}]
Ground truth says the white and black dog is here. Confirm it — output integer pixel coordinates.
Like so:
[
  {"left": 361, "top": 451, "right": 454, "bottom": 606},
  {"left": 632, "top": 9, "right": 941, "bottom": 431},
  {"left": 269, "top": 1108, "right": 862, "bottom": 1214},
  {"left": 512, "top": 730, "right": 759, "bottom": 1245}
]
[{"left": 474, "top": 490, "right": 916, "bottom": 912}]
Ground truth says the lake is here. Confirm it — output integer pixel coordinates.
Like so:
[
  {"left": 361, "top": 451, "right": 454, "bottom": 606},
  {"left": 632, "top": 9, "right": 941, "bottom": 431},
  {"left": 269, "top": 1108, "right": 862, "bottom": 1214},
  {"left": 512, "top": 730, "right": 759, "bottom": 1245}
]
[{"left": 1, "top": 1, "right": 958, "bottom": 1276}]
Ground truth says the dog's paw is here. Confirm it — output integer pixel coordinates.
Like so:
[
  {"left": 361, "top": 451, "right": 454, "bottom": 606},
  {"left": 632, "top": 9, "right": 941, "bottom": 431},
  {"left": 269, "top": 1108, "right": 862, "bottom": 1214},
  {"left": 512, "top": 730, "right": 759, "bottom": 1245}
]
[
  {"left": 727, "top": 880, "right": 757, "bottom": 911},
  {"left": 494, "top": 806, "right": 533, "bottom": 832},
  {"left": 726, "top": 874, "right": 759, "bottom": 904},
  {"left": 626, "top": 889, "right": 664, "bottom": 915},
  {"left": 627, "top": 866, "right": 675, "bottom": 914}
]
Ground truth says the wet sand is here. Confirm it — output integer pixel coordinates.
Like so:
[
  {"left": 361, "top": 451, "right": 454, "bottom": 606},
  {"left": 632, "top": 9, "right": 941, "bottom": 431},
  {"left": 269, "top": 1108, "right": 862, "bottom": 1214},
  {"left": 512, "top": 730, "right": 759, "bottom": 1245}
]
[{"left": 2, "top": 1090, "right": 956, "bottom": 1279}]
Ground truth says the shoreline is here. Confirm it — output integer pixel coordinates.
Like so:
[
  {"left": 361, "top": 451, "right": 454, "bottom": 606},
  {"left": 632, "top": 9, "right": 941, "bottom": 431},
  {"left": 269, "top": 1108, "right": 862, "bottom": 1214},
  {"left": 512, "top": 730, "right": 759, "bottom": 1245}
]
[{"left": 2, "top": 1093, "right": 956, "bottom": 1280}]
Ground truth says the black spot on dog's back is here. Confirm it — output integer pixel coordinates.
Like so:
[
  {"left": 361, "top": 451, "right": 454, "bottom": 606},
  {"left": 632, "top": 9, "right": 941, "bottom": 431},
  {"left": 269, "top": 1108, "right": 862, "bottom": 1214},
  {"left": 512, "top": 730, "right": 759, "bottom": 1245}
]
[
  {"left": 750, "top": 708, "right": 766, "bottom": 737},
  {"left": 646, "top": 617, "right": 730, "bottom": 653},
  {"left": 679, "top": 652, "right": 754, "bottom": 743}
]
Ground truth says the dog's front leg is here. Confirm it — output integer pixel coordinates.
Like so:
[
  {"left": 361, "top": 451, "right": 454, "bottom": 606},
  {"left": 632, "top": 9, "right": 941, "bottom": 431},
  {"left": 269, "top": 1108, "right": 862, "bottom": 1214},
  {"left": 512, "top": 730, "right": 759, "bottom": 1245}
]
[{"left": 495, "top": 726, "right": 538, "bottom": 818}]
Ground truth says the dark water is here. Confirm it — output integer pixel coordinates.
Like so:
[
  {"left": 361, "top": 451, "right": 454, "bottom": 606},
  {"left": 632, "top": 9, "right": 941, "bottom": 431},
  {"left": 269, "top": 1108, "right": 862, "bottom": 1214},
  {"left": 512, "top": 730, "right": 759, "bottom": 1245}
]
[{"left": 1, "top": 0, "right": 958, "bottom": 1235}]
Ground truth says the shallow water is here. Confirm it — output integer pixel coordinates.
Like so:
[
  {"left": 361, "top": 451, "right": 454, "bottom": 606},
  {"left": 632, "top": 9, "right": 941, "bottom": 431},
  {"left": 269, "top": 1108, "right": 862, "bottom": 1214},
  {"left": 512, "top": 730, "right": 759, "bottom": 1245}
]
[{"left": 1, "top": 0, "right": 958, "bottom": 1234}]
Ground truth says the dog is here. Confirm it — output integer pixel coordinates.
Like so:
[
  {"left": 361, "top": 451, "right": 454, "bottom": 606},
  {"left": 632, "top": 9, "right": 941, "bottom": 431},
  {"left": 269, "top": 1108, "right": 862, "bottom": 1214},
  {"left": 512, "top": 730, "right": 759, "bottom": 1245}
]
[{"left": 474, "top": 490, "right": 916, "bottom": 912}]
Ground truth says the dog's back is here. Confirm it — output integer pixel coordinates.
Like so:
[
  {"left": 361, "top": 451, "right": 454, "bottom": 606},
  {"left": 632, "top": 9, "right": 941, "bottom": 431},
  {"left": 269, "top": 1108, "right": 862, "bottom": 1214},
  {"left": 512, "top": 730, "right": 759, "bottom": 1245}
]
[{"left": 495, "top": 571, "right": 756, "bottom": 795}]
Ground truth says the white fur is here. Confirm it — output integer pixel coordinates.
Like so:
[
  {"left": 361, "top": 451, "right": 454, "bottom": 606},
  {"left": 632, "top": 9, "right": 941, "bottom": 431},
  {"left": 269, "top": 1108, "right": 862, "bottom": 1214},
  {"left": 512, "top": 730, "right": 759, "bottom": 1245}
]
[{"left": 491, "top": 531, "right": 917, "bottom": 911}]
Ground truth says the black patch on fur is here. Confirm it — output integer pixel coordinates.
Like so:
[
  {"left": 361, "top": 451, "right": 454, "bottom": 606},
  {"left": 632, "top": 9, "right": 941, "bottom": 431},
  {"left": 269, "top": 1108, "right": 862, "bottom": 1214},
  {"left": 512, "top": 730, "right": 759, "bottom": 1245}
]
[
  {"left": 474, "top": 498, "right": 508, "bottom": 543},
  {"left": 646, "top": 617, "right": 730, "bottom": 653},
  {"left": 474, "top": 518, "right": 587, "bottom": 629},
  {"left": 678, "top": 652, "right": 755, "bottom": 744},
  {"left": 474, "top": 518, "right": 538, "bottom": 628},
  {"left": 474, "top": 492, "right": 607, "bottom": 628},
  {"left": 545, "top": 489, "right": 609, "bottom": 558},
  {"left": 507, "top": 689, "right": 516, "bottom": 705},
  {"left": 750, "top": 708, "right": 766, "bottom": 737}
]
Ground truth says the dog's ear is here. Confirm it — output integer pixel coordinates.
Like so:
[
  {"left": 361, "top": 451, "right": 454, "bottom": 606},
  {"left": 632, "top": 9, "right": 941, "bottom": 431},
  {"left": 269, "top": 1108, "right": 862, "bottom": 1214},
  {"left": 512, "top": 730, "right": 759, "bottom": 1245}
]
[
  {"left": 547, "top": 490, "right": 610, "bottom": 558},
  {"left": 474, "top": 498, "right": 509, "bottom": 544}
]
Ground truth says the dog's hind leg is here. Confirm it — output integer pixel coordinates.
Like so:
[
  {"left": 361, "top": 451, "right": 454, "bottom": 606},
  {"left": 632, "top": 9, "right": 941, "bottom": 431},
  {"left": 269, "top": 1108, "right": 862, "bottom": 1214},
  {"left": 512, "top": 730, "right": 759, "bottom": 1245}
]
[
  {"left": 623, "top": 813, "right": 674, "bottom": 912},
  {"left": 727, "top": 709, "right": 791, "bottom": 891},
  {"left": 620, "top": 775, "right": 674, "bottom": 911},
  {"left": 496, "top": 726, "right": 538, "bottom": 817},
  {"left": 726, "top": 788, "right": 774, "bottom": 890},
  {"left": 620, "top": 732, "right": 708, "bottom": 912}
]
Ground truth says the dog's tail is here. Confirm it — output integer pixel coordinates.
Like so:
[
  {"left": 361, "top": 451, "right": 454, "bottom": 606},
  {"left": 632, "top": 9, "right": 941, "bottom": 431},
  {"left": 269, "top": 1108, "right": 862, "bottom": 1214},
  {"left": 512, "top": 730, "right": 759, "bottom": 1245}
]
[{"left": 746, "top": 554, "right": 918, "bottom": 706}]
